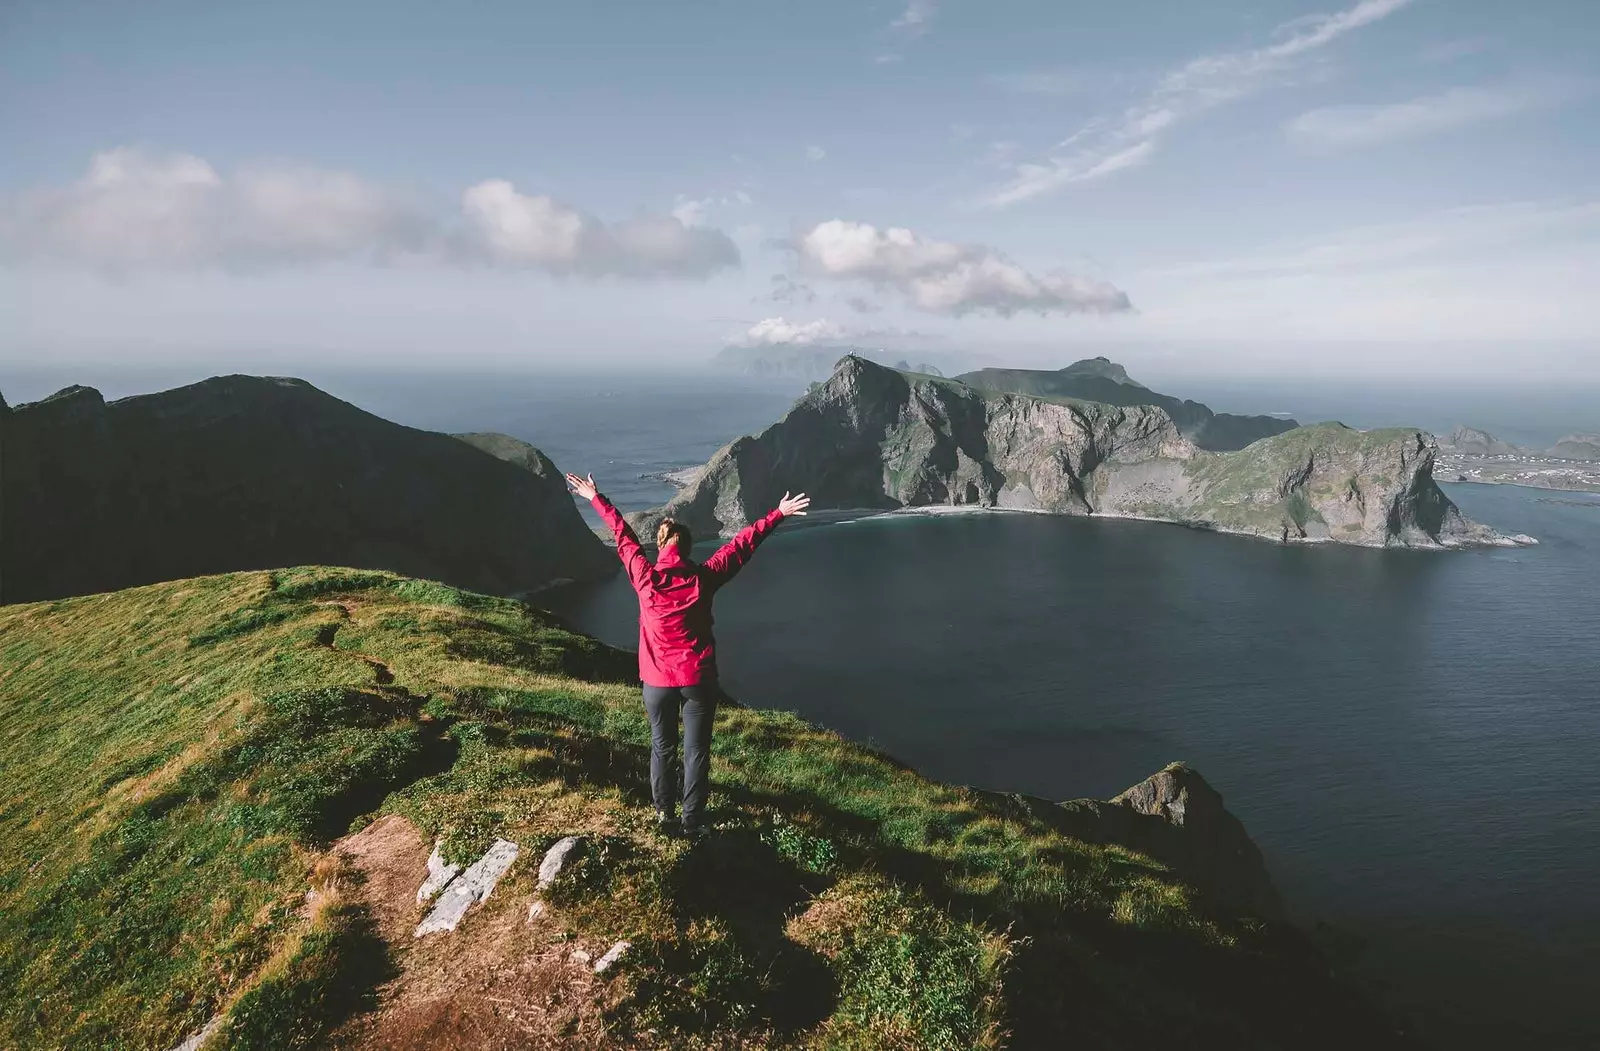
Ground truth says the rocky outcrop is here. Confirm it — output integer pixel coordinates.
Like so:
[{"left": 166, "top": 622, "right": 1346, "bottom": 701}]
[
  {"left": 0, "top": 376, "right": 612, "bottom": 604},
  {"left": 958, "top": 356, "right": 1299, "bottom": 452},
  {"left": 1046, "top": 764, "right": 1281, "bottom": 919},
  {"left": 633, "top": 355, "right": 1518, "bottom": 550}
]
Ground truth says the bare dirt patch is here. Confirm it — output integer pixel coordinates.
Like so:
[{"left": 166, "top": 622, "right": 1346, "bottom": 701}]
[{"left": 333, "top": 816, "right": 630, "bottom": 1051}]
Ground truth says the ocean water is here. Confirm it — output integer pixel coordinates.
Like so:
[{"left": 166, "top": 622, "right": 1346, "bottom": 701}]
[
  {"left": 544, "top": 487, "right": 1600, "bottom": 1049},
  {"left": 5, "top": 364, "right": 1598, "bottom": 1046}
]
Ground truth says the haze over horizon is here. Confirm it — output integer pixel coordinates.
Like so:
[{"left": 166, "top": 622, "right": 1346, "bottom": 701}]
[{"left": 2, "top": 0, "right": 1597, "bottom": 382}]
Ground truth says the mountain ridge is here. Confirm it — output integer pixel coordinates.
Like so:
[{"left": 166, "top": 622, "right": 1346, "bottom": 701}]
[
  {"left": 0, "top": 374, "right": 610, "bottom": 604},
  {"left": 631, "top": 355, "right": 1521, "bottom": 550},
  {"left": 957, "top": 356, "right": 1297, "bottom": 452}
]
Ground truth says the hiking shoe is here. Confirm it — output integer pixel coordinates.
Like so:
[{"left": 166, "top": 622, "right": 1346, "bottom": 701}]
[
  {"left": 680, "top": 818, "right": 708, "bottom": 842},
  {"left": 654, "top": 810, "right": 679, "bottom": 835}
]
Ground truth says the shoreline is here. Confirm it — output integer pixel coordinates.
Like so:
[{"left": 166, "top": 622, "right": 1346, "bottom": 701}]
[{"left": 612, "top": 500, "right": 1538, "bottom": 551}]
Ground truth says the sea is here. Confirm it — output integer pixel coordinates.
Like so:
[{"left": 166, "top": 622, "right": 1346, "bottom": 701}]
[{"left": 4, "top": 363, "right": 1599, "bottom": 1048}]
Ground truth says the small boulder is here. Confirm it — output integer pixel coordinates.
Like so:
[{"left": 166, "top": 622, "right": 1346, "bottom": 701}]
[
  {"left": 538, "top": 835, "right": 584, "bottom": 889},
  {"left": 414, "top": 838, "right": 521, "bottom": 937},
  {"left": 416, "top": 841, "right": 462, "bottom": 904},
  {"left": 593, "top": 940, "right": 630, "bottom": 974}
]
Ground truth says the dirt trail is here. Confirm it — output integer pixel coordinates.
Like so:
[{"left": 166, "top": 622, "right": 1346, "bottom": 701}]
[{"left": 331, "top": 816, "right": 628, "bottom": 1051}]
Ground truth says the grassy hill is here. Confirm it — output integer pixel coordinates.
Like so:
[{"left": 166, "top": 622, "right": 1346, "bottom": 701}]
[{"left": 1, "top": 568, "right": 1406, "bottom": 1049}]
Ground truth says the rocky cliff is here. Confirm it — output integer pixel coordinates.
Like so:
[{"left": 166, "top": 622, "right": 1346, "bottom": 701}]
[
  {"left": 958, "top": 356, "right": 1300, "bottom": 452},
  {"left": 0, "top": 376, "right": 611, "bottom": 604},
  {"left": 632, "top": 355, "right": 1517, "bottom": 550}
]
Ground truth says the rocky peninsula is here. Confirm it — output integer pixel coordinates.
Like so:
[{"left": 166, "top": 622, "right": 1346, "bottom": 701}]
[{"left": 631, "top": 355, "right": 1525, "bottom": 550}]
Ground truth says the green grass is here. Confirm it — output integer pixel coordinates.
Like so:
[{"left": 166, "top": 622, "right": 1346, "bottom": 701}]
[{"left": 0, "top": 567, "right": 1403, "bottom": 1049}]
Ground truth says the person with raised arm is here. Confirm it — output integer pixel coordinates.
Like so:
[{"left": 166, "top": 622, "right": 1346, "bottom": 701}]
[{"left": 565, "top": 472, "right": 810, "bottom": 837}]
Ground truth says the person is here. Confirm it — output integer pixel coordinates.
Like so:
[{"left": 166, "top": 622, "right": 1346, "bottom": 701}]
[{"left": 565, "top": 472, "right": 810, "bottom": 836}]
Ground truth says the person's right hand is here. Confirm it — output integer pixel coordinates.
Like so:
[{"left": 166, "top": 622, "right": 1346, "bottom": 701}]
[
  {"left": 566, "top": 472, "right": 598, "bottom": 501},
  {"left": 778, "top": 491, "right": 811, "bottom": 517}
]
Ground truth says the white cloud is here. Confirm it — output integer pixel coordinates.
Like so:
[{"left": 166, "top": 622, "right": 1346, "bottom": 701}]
[
  {"left": 726, "top": 315, "right": 944, "bottom": 348},
  {"left": 670, "top": 189, "right": 753, "bottom": 227},
  {"left": 985, "top": 0, "right": 1416, "bottom": 206},
  {"left": 890, "top": 0, "right": 937, "bottom": 36},
  {"left": 805, "top": 145, "right": 827, "bottom": 162},
  {"left": 729, "top": 316, "right": 848, "bottom": 346},
  {"left": 3, "top": 148, "right": 741, "bottom": 280},
  {"left": 1285, "top": 81, "right": 1578, "bottom": 152},
  {"left": 0, "top": 147, "right": 433, "bottom": 270},
  {"left": 793, "top": 218, "right": 1132, "bottom": 317}
]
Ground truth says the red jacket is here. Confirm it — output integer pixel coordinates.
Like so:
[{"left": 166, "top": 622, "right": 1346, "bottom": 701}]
[{"left": 591, "top": 494, "right": 786, "bottom": 688}]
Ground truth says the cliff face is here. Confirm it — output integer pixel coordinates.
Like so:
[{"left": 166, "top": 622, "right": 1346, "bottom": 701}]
[
  {"left": 634, "top": 355, "right": 1514, "bottom": 550},
  {"left": 0, "top": 376, "right": 611, "bottom": 604},
  {"left": 957, "top": 356, "right": 1300, "bottom": 452}
]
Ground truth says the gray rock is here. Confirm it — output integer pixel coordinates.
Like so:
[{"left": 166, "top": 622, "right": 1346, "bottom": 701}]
[
  {"left": 630, "top": 355, "right": 1515, "bottom": 551},
  {"left": 537, "top": 835, "right": 584, "bottom": 889},
  {"left": 593, "top": 940, "right": 630, "bottom": 973},
  {"left": 1108, "top": 763, "right": 1282, "bottom": 919},
  {"left": 168, "top": 1016, "right": 221, "bottom": 1051},
  {"left": 415, "top": 842, "right": 462, "bottom": 904},
  {"left": 414, "top": 838, "right": 520, "bottom": 937}
]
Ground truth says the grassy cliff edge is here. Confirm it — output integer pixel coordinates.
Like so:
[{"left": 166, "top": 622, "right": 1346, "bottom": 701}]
[{"left": 0, "top": 568, "right": 1406, "bottom": 1049}]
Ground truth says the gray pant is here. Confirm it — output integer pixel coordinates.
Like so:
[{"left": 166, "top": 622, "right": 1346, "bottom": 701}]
[{"left": 642, "top": 683, "right": 719, "bottom": 825}]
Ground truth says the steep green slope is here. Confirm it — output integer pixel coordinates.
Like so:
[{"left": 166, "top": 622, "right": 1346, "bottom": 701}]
[
  {"left": 958, "top": 358, "right": 1298, "bottom": 451},
  {"left": 1, "top": 568, "right": 1406, "bottom": 1049},
  {"left": 0, "top": 377, "right": 611, "bottom": 605}
]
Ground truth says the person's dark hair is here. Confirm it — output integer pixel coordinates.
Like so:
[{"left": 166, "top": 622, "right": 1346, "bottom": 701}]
[{"left": 656, "top": 517, "right": 692, "bottom": 552}]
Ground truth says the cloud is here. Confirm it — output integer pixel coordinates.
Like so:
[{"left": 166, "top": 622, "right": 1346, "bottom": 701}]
[
  {"left": 805, "top": 145, "right": 827, "bottom": 162},
  {"left": 792, "top": 218, "right": 1132, "bottom": 317},
  {"left": 671, "top": 189, "right": 753, "bottom": 227},
  {"left": 846, "top": 295, "right": 884, "bottom": 314},
  {"left": 726, "top": 315, "right": 944, "bottom": 348},
  {"left": 890, "top": 0, "right": 937, "bottom": 36},
  {"left": 985, "top": 0, "right": 1416, "bottom": 206},
  {"left": 0, "top": 147, "right": 433, "bottom": 270},
  {"left": 729, "top": 316, "right": 849, "bottom": 346},
  {"left": 1285, "top": 81, "right": 1578, "bottom": 152},
  {"left": 3, "top": 148, "right": 741, "bottom": 280}
]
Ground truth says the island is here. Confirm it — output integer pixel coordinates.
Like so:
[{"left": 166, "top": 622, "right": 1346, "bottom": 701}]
[{"left": 631, "top": 355, "right": 1528, "bottom": 551}]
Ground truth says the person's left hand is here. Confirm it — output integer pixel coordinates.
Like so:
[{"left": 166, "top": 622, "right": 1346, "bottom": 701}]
[
  {"left": 778, "top": 491, "right": 811, "bottom": 517},
  {"left": 566, "top": 472, "right": 598, "bottom": 500}
]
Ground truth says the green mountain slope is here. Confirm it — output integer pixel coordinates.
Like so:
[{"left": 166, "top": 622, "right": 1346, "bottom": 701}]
[
  {"left": 0, "top": 377, "right": 610, "bottom": 605},
  {"left": 0, "top": 568, "right": 1407, "bottom": 1049},
  {"left": 957, "top": 357, "right": 1298, "bottom": 452}
]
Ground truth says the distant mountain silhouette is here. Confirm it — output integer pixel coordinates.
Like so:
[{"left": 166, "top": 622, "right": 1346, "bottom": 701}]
[{"left": 0, "top": 376, "right": 610, "bottom": 604}]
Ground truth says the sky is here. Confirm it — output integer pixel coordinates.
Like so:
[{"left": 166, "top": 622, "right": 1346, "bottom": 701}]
[{"left": 1, "top": 0, "right": 1597, "bottom": 382}]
